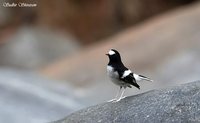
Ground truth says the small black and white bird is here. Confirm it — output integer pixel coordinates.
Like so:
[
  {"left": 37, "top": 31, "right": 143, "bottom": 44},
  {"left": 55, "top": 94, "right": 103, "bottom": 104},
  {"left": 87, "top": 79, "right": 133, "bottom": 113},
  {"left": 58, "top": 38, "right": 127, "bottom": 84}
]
[{"left": 106, "top": 49, "right": 153, "bottom": 102}]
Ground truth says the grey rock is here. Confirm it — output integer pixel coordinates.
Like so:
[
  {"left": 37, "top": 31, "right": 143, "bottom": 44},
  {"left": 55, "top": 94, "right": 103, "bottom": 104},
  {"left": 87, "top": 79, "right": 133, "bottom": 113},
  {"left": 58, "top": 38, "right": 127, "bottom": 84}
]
[
  {"left": 54, "top": 81, "right": 200, "bottom": 123},
  {"left": 0, "top": 26, "right": 80, "bottom": 69},
  {"left": 0, "top": 68, "right": 86, "bottom": 123},
  {"left": 0, "top": 2, "right": 12, "bottom": 25}
]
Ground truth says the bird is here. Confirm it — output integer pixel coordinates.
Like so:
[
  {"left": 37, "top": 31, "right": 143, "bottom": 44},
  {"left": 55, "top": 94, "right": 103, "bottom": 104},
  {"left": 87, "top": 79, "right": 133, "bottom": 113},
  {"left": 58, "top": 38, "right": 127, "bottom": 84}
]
[{"left": 106, "top": 49, "right": 153, "bottom": 102}]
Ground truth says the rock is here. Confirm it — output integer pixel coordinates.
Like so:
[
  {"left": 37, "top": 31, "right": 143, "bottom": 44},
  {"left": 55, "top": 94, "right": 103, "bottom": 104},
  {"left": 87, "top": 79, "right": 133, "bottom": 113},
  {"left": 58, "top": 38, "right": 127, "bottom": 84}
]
[
  {"left": 28, "top": 0, "right": 196, "bottom": 43},
  {"left": 0, "top": 2, "right": 12, "bottom": 26},
  {"left": 53, "top": 81, "right": 200, "bottom": 123},
  {"left": 0, "top": 68, "right": 86, "bottom": 123},
  {"left": 0, "top": 26, "right": 80, "bottom": 69},
  {"left": 2, "top": 0, "right": 195, "bottom": 43}
]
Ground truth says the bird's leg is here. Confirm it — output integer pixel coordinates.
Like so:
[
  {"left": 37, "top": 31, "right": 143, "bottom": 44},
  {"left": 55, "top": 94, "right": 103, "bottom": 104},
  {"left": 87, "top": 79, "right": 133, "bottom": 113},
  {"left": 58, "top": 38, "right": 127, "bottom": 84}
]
[
  {"left": 107, "top": 86, "right": 122, "bottom": 102},
  {"left": 114, "top": 87, "right": 126, "bottom": 102},
  {"left": 121, "top": 87, "right": 127, "bottom": 99}
]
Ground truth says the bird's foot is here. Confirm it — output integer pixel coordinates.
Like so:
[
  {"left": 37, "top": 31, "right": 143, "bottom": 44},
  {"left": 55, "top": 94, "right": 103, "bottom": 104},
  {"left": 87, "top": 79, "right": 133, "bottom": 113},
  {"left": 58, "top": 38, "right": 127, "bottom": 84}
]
[
  {"left": 113, "top": 98, "right": 121, "bottom": 102},
  {"left": 112, "top": 96, "right": 126, "bottom": 103},
  {"left": 121, "top": 96, "right": 127, "bottom": 99},
  {"left": 107, "top": 98, "right": 117, "bottom": 102}
]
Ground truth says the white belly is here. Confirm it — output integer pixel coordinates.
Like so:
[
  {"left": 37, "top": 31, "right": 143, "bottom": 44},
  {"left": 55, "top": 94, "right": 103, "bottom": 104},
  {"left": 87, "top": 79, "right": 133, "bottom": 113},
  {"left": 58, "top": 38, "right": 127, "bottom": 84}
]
[
  {"left": 107, "top": 65, "right": 128, "bottom": 86},
  {"left": 107, "top": 66, "right": 118, "bottom": 78}
]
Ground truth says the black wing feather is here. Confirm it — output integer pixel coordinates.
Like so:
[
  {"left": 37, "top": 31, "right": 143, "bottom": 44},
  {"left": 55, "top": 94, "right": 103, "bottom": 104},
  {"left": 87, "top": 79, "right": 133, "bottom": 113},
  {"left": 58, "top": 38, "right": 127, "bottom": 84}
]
[
  {"left": 121, "top": 73, "right": 140, "bottom": 89},
  {"left": 113, "top": 64, "right": 140, "bottom": 89}
]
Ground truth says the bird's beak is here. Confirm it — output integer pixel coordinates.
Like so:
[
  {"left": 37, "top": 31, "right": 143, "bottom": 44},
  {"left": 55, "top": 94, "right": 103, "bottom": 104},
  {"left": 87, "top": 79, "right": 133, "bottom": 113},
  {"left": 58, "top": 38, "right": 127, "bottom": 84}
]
[{"left": 105, "top": 54, "right": 109, "bottom": 56}]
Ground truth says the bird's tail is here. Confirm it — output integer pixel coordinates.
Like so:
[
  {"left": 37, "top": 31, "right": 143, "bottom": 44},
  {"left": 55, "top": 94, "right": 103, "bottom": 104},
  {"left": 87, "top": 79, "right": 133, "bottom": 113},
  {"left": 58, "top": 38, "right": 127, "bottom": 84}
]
[
  {"left": 133, "top": 74, "right": 153, "bottom": 82},
  {"left": 138, "top": 75, "right": 153, "bottom": 82},
  {"left": 133, "top": 82, "right": 140, "bottom": 90}
]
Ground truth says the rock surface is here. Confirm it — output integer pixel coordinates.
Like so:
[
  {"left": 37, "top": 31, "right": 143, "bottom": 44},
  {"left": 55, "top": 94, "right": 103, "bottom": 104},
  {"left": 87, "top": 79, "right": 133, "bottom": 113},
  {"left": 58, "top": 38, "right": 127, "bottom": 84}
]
[
  {"left": 0, "top": 26, "right": 79, "bottom": 69},
  {"left": 1, "top": 0, "right": 195, "bottom": 43},
  {"left": 0, "top": 68, "right": 86, "bottom": 123},
  {"left": 53, "top": 81, "right": 200, "bottom": 123}
]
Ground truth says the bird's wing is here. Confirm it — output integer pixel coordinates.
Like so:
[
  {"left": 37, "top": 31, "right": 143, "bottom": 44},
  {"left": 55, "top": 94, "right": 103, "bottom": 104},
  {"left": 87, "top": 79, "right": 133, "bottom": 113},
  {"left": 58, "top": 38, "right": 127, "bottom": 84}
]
[
  {"left": 113, "top": 65, "right": 140, "bottom": 89},
  {"left": 120, "top": 72, "right": 140, "bottom": 89}
]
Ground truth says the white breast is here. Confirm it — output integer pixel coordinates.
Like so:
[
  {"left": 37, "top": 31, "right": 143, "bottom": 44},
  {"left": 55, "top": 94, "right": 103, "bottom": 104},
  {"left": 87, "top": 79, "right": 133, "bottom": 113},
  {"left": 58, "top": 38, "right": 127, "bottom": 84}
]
[
  {"left": 107, "top": 65, "right": 118, "bottom": 78},
  {"left": 107, "top": 65, "right": 124, "bottom": 86}
]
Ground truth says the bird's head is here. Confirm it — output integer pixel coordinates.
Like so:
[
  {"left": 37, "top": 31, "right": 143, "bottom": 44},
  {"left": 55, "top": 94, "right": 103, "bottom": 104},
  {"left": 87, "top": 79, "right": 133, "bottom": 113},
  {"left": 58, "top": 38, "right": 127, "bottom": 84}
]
[{"left": 106, "top": 49, "right": 122, "bottom": 63}]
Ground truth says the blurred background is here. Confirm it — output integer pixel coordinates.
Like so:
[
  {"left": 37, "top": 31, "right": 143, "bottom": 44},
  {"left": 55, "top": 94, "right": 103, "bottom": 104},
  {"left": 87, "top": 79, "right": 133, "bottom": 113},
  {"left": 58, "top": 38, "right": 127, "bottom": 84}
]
[{"left": 1, "top": 0, "right": 200, "bottom": 122}]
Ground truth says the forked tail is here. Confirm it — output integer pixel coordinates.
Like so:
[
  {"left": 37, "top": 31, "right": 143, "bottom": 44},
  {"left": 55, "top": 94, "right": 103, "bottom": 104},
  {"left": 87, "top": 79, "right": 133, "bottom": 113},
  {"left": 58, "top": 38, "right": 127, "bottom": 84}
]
[
  {"left": 138, "top": 75, "right": 153, "bottom": 82},
  {"left": 133, "top": 74, "right": 153, "bottom": 82}
]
